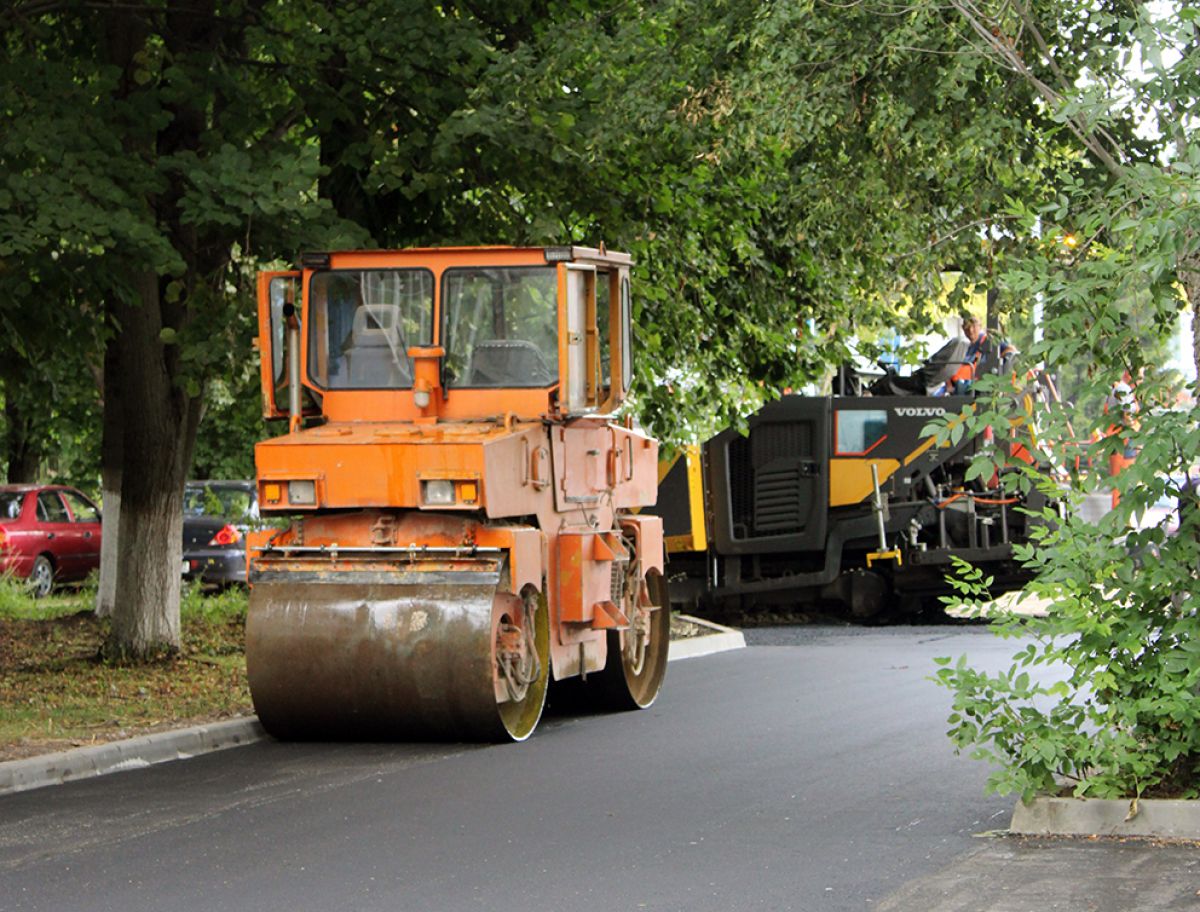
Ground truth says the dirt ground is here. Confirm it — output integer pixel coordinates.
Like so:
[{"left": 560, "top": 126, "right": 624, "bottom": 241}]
[{"left": 0, "top": 604, "right": 251, "bottom": 763}]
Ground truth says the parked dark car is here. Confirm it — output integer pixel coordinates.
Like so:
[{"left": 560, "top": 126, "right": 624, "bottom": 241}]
[
  {"left": 182, "top": 480, "right": 257, "bottom": 586},
  {"left": 0, "top": 484, "right": 102, "bottom": 597}
]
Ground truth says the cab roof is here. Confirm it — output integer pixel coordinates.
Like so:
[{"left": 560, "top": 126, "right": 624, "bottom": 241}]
[{"left": 296, "top": 245, "right": 633, "bottom": 269}]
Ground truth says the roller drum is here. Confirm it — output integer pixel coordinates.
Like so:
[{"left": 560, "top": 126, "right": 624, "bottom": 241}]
[{"left": 246, "top": 573, "right": 546, "bottom": 742}]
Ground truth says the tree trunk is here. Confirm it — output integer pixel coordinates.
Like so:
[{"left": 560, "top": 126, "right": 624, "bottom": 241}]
[
  {"left": 95, "top": 337, "right": 122, "bottom": 618},
  {"left": 4, "top": 389, "right": 41, "bottom": 483},
  {"left": 95, "top": 475, "right": 120, "bottom": 618},
  {"left": 99, "top": 8, "right": 212, "bottom": 655},
  {"left": 986, "top": 287, "right": 1000, "bottom": 336},
  {"left": 105, "top": 271, "right": 202, "bottom": 658}
]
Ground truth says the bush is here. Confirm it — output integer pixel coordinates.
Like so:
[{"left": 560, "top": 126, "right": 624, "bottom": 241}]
[{"left": 932, "top": 373, "right": 1200, "bottom": 801}]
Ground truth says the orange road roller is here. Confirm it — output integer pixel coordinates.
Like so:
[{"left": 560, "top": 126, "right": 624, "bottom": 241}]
[{"left": 247, "top": 246, "right": 668, "bottom": 741}]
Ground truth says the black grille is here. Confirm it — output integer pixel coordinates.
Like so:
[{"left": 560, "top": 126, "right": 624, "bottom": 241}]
[
  {"left": 610, "top": 559, "right": 627, "bottom": 605},
  {"left": 754, "top": 466, "right": 803, "bottom": 533},
  {"left": 724, "top": 421, "right": 813, "bottom": 539}
]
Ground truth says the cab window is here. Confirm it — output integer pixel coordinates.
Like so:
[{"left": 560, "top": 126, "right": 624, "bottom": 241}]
[
  {"left": 835, "top": 410, "right": 888, "bottom": 455},
  {"left": 442, "top": 267, "right": 558, "bottom": 388},
  {"left": 597, "top": 270, "right": 612, "bottom": 391},
  {"left": 307, "top": 269, "right": 434, "bottom": 390},
  {"left": 268, "top": 276, "right": 296, "bottom": 386}
]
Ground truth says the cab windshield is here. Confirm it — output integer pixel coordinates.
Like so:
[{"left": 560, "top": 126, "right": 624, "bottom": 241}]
[
  {"left": 443, "top": 267, "right": 558, "bottom": 388},
  {"left": 307, "top": 269, "right": 434, "bottom": 389}
]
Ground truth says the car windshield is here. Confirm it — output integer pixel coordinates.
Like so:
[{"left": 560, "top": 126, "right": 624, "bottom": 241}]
[
  {"left": 0, "top": 493, "right": 21, "bottom": 519},
  {"left": 185, "top": 485, "right": 256, "bottom": 520},
  {"left": 307, "top": 269, "right": 434, "bottom": 390},
  {"left": 443, "top": 267, "right": 558, "bottom": 388}
]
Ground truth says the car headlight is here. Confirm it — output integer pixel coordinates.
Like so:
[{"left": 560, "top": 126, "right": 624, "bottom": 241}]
[
  {"left": 422, "top": 480, "right": 456, "bottom": 505},
  {"left": 288, "top": 480, "right": 316, "bottom": 505}
]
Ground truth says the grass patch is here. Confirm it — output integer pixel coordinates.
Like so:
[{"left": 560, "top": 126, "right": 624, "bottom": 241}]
[
  {"left": 0, "top": 581, "right": 251, "bottom": 762},
  {"left": 0, "top": 572, "right": 88, "bottom": 621}
]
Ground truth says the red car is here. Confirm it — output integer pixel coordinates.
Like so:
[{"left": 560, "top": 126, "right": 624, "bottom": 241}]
[{"left": 0, "top": 485, "right": 102, "bottom": 597}]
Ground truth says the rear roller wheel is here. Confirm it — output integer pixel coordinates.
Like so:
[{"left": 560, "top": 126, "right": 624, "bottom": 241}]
[{"left": 567, "top": 572, "right": 670, "bottom": 712}]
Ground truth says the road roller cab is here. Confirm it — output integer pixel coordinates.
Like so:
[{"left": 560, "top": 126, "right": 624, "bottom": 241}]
[{"left": 247, "top": 247, "right": 668, "bottom": 742}]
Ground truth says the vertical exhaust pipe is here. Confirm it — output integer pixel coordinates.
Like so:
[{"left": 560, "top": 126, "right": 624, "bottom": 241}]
[{"left": 284, "top": 302, "right": 301, "bottom": 433}]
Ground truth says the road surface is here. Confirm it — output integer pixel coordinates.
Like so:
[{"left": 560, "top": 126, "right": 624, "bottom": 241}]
[{"left": 0, "top": 626, "right": 1104, "bottom": 911}]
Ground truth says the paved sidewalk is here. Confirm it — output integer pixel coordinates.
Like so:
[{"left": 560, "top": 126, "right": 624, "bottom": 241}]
[{"left": 878, "top": 834, "right": 1200, "bottom": 911}]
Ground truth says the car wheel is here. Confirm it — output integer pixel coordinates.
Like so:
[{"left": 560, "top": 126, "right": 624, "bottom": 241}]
[{"left": 29, "top": 555, "right": 54, "bottom": 599}]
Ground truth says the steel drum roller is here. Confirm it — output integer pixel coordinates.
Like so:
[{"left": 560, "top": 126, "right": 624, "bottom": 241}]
[{"left": 246, "top": 573, "right": 548, "bottom": 742}]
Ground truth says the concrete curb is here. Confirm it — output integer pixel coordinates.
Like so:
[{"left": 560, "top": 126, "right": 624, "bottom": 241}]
[
  {"left": 1011, "top": 796, "right": 1200, "bottom": 839},
  {"left": 668, "top": 613, "right": 747, "bottom": 661},
  {"left": 0, "top": 717, "right": 266, "bottom": 797},
  {"left": 1, "top": 618, "right": 744, "bottom": 798}
]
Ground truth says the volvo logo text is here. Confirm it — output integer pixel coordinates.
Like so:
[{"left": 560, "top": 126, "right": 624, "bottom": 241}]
[{"left": 894, "top": 407, "right": 945, "bottom": 418}]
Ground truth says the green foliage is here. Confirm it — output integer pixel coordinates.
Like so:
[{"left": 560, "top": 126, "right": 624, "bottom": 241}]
[
  {"left": 936, "top": 471, "right": 1200, "bottom": 801},
  {"left": 0, "top": 256, "right": 106, "bottom": 485},
  {"left": 398, "top": 0, "right": 1067, "bottom": 442},
  {"left": 1, "top": 0, "right": 1068, "bottom": 475},
  {"left": 932, "top": 264, "right": 1200, "bottom": 801},
  {"left": 925, "top": 0, "right": 1200, "bottom": 800},
  {"left": 0, "top": 572, "right": 53, "bottom": 618},
  {"left": 180, "top": 582, "right": 248, "bottom": 656},
  {"left": 189, "top": 273, "right": 262, "bottom": 481}
]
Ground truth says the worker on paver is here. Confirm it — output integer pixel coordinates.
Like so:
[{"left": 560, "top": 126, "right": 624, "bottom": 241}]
[{"left": 945, "top": 314, "right": 1016, "bottom": 395}]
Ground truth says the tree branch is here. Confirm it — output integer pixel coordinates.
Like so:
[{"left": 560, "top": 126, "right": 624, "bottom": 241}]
[{"left": 948, "top": 0, "right": 1127, "bottom": 178}]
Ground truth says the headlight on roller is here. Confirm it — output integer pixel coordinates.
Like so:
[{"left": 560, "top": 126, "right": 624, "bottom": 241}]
[
  {"left": 422, "top": 480, "right": 456, "bottom": 505},
  {"left": 288, "top": 480, "right": 316, "bottom": 505}
]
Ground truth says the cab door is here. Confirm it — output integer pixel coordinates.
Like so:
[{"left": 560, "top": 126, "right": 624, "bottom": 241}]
[
  {"left": 559, "top": 263, "right": 596, "bottom": 415},
  {"left": 256, "top": 271, "right": 300, "bottom": 420},
  {"left": 559, "top": 262, "right": 633, "bottom": 416}
]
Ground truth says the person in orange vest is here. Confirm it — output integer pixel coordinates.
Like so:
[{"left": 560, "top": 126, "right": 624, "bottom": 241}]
[
  {"left": 1103, "top": 371, "right": 1140, "bottom": 507},
  {"left": 945, "top": 314, "right": 1016, "bottom": 395}
]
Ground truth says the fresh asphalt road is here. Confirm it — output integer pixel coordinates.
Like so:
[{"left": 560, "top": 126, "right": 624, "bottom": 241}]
[{"left": 0, "top": 625, "right": 1018, "bottom": 912}]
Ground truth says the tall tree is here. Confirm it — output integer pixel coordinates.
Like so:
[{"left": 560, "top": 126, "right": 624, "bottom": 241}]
[
  {"left": 1, "top": 2, "right": 350, "bottom": 653},
  {"left": 0, "top": 0, "right": 575, "bottom": 649}
]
